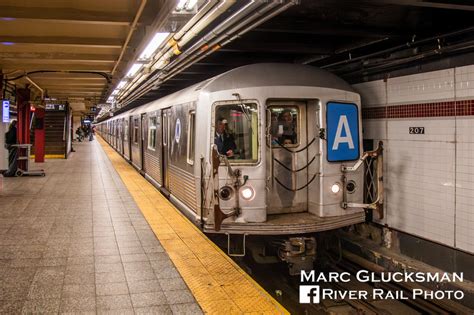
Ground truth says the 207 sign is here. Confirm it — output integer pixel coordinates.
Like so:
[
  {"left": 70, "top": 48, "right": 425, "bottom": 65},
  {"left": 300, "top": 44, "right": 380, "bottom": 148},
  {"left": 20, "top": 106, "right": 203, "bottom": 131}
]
[{"left": 409, "top": 127, "right": 425, "bottom": 134}]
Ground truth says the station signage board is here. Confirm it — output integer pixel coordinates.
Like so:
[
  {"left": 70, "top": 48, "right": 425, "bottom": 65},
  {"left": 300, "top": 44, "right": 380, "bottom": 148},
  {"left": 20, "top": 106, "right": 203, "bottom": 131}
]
[
  {"left": 45, "top": 104, "right": 66, "bottom": 111},
  {"left": 2, "top": 100, "right": 10, "bottom": 123},
  {"left": 326, "top": 102, "right": 360, "bottom": 162}
]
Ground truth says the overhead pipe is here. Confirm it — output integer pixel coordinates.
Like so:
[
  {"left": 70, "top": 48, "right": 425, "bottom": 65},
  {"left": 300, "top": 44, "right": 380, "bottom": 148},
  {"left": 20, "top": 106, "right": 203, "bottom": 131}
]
[
  {"left": 116, "top": 0, "right": 233, "bottom": 102},
  {"left": 111, "top": 0, "right": 148, "bottom": 76},
  {"left": 321, "top": 25, "right": 474, "bottom": 70},
  {"left": 123, "top": 0, "right": 268, "bottom": 103},
  {"left": 150, "top": 0, "right": 235, "bottom": 71},
  {"left": 120, "top": 0, "right": 298, "bottom": 107},
  {"left": 25, "top": 76, "right": 44, "bottom": 100},
  {"left": 341, "top": 39, "right": 474, "bottom": 78},
  {"left": 164, "top": 1, "right": 294, "bottom": 82},
  {"left": 163, "top": 0, "right": 264, "bottom": 72}
]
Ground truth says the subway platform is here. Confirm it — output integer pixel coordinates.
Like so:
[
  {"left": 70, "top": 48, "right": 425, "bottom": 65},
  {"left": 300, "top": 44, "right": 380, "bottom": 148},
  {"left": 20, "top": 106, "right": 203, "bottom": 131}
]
[{"left": 0, "top": 139, "right": 287, "bottom": 314}]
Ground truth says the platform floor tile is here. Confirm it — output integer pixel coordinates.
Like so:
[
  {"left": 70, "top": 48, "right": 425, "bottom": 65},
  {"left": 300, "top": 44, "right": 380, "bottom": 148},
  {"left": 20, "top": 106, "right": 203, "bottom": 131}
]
[
  {"left": 98, "top": 136, "right": 288, "bottom": 314},
  {"left": 0, "top": 140, "right": 202, "bottom": 314}
]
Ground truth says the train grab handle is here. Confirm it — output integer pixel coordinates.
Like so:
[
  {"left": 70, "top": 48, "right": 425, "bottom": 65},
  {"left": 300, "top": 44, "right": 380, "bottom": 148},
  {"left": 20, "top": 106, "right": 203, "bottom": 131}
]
[{"left": 341, "top": 141, "right": 384, "bottom": 219}]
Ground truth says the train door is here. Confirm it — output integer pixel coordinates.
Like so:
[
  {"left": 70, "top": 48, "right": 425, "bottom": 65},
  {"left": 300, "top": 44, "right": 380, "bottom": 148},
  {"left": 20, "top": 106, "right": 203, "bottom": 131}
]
[
  {"left": 266, "top": 101, "right": 312, "bottom": 214},
  {"left": 140, "top": 113, "right": 146, "bottom": 171},
  {"left": 128, "top": 116, "right": 133, "bottom": 161},
  {"left": 121, "top": 118, "right": 125, "bottom": 155},
  {"left": 123, "top": 118, "right": 130, "bottom": 160},
  {"left": 161, "top": 108, "right": 171, "bottom": 192}
]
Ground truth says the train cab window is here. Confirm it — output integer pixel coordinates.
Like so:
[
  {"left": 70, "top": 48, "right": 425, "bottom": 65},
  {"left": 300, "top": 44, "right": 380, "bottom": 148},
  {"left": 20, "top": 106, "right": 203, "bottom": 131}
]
[
  {"left": 214, "top": 103, "right": 258, "bottom": 162},
  {"left": 187, "top": 111, "right": 196, "bottom": 165},
  {"left": 148, "top": 116, "right": 157, "bottom": 150},
  {"left": 133, "top": 118, "right": 139, "bottom": 144},
  {"left": 269, "top": 107, "right": 299, "bottom": 147}
]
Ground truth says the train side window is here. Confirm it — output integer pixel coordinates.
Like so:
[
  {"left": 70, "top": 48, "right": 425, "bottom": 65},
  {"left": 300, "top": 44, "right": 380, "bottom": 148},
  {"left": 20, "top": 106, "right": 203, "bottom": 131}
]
[
  {"left": 187, "top": 111, "right": 196, "bottom": 165},
  {"left": 269, "top": 106, "right": 299, "bottom": 147},
  {"left": 133, "top": 118, "right": 139, "bottom": 144},
  {"left": 124, "top": 120, "right": 128, "bottom": 141},
  {"left": 148, "top": 116, "right": 157, "bottom": 150},
  {"left": 214, "top": 103, "right": 258, "bottom": 162}
]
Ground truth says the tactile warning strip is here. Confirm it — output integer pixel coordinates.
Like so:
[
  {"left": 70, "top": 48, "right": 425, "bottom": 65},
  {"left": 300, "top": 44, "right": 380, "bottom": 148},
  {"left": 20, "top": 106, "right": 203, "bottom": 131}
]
[{"left": 98, "top": 137, "right": 289, "bottom": 314}]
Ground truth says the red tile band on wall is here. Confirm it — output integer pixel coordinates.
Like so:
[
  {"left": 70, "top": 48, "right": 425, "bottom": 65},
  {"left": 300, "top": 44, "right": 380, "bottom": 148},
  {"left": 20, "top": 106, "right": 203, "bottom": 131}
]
[{"left": 362, "top": 100, "right": 474, "bottom": 119}]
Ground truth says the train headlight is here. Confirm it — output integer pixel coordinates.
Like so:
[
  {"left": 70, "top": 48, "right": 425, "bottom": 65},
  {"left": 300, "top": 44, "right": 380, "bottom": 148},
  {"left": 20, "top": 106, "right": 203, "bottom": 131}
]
[
  {"left": 240, "top": 186, "right": 255, "bottom": 200},
  {"left": 331, "top": 183, "right": 341, "bottom": 194}
]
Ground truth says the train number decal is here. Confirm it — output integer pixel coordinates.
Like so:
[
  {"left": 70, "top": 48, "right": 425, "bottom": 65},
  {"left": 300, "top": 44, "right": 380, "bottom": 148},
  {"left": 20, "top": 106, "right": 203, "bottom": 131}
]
[{"left": 326, "top": 102, "right": 360, "bottom": 162}]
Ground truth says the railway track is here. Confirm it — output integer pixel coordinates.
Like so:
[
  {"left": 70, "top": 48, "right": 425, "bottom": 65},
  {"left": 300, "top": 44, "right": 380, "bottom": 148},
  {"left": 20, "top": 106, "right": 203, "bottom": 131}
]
[{"left": 227, "top": 239, "right": 472, "bottom": 315}]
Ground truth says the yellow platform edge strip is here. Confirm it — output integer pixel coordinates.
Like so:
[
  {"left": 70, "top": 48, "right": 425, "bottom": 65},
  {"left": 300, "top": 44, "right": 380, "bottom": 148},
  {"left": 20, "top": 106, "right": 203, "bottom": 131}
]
[{"left": 97, "top": 136, "right": 289, "bottom": 315}]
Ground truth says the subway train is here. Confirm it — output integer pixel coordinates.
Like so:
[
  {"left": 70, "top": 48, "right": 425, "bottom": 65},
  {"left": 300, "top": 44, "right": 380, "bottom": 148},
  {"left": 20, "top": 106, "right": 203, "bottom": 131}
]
[{"left": 97, "top": 63, "right": 383, "bottom": 273}]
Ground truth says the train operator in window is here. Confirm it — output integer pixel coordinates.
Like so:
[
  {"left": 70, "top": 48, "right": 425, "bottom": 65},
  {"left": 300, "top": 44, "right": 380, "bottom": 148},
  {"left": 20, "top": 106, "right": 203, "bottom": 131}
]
[{"left": 215, "top": 118, "right": 237, "bottom": 158}]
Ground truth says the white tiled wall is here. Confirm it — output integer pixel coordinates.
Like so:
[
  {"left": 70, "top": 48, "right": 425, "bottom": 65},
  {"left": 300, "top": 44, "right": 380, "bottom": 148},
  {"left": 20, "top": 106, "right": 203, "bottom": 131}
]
[
  {"left": 353, "top": 80, "right": 386, "bottom": 107},
  {"left": 354, "top": 66, "right": 474, "bottom": 254},
  {"left": 387, "top": 69, "right": 455, "bottom": 104},
  {"left": 455, "top": 118, "right": 474, "bottom": 253},
  {"left": 455, "top": 65, "right": 474, "bottom": 99}
]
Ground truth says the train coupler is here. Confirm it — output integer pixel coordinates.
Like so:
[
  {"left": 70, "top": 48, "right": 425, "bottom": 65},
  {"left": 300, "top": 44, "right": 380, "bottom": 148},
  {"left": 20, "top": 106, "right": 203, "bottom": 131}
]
[{"left": 278, "top": 237, "right": 316, "bottom": 276}]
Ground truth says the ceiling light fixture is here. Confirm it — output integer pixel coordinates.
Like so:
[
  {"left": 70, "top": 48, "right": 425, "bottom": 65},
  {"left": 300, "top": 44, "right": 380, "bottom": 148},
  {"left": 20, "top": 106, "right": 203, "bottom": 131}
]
[
  {"left": 127, "top": 63, "right": 142, "bottom": 77},
  {"left": 139, "top": 32, "right": 170, "bottom": 60}
]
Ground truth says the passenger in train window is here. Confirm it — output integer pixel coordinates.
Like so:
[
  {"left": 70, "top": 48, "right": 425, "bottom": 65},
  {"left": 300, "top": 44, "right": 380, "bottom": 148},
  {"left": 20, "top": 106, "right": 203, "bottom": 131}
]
[
  {"left": 271, "top": 108, "right": 298, "bottom": 145},
  {"left": 280, "top": 109, "right": 296, "bottom": 145},
  {"left": 215, "top": 118, "right": 237, "bottom": 158}
]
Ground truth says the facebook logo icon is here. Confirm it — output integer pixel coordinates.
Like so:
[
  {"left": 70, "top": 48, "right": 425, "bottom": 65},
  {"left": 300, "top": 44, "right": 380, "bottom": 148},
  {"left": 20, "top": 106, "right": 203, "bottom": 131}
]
[{"left": 299, "top": 285, "right": 320, "bottom": 303}]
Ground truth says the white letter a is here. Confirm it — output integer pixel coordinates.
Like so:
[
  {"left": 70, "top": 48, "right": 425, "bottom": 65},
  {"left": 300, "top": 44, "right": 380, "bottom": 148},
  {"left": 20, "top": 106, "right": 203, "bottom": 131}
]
[{"left": 332, "top": 115, "right": 354, "bottom": 150}]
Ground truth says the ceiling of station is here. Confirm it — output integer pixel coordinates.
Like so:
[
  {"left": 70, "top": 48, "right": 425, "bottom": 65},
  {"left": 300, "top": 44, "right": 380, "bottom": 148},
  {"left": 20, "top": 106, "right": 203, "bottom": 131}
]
[
  {"left": 1, "top": 0, "right": 474, "bottom": 116},
  {"left": 0, "top": 0, "right": 172, "bottom": 112},
  {"left": 119, "top": 0, "right": 474, "bottom": 112}
]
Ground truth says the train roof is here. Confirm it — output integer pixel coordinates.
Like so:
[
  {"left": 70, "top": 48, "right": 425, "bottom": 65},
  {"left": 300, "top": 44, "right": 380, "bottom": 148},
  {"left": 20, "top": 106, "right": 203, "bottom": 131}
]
[
  {"left": 202, "top": 63, "right": 355, "bottom": 93},
  {"left": 109, "top": 63, "right": 355, "bottom": 119}
]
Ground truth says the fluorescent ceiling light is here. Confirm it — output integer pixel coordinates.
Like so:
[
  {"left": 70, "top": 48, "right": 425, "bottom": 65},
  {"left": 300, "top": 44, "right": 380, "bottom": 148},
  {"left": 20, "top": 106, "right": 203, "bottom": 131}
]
[
  {"left": 111, "top": 89, "right": 120, "bottom": 96},
  {"left": 139, "top": 32, "right": 170, "bottom": 60},
  {"left": 117, "top": 80, "right": 127, "bottom": 89},
  {"left": 176, "top": 0, "right": 198, "bottom": 11},
  {"left": 127, "top": 63, "right": 142, "bottom": 77},
  {"left": 186, "top": 0, "right": 198, "bottom": 10},
  {"left": 176, "top": 0, "right": 187, "bottom": 11}
]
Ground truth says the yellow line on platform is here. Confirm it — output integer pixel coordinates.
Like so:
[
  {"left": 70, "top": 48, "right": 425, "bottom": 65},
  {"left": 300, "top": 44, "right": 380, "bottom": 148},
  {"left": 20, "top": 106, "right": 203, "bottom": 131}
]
[{"left": 98, "top": 136, "right": 289, "bottom": 315}]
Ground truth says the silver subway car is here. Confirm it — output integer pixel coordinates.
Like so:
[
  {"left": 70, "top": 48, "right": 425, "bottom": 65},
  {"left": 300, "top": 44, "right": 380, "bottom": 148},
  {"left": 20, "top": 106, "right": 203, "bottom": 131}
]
[{"left": 98, "top": 64, "right": 383, "bottom": 273}]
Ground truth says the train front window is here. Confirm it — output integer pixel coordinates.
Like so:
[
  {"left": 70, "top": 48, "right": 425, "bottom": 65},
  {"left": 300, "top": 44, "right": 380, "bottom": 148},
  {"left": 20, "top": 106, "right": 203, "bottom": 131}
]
[
  {"left": 214, "top": 103, "right": 258, "bottom": 162},
  {"left": 269, "top": 106, "right": 299, "bottom": 147}
]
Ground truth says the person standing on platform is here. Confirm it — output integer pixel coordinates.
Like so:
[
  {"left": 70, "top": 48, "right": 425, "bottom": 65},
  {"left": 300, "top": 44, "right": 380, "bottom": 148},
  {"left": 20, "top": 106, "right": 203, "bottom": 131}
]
[
  {"left": 3, "top": 120, "right": 18, "bottom": 177},
  {"left": 88, "top": 125, "right": 94, "bottom": 141}
]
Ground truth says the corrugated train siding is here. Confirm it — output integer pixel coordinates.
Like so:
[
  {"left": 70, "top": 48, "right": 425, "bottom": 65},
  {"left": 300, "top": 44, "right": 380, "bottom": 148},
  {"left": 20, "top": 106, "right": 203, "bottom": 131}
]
[
  {"left": 169, "top": 164, "right": 197, "bottom": 212},
  {"left": 145, "top": 151, "right": 162, "bottom": 184},
  {"left": 131, "top": 144, "right": 140, "bottom": 167}
]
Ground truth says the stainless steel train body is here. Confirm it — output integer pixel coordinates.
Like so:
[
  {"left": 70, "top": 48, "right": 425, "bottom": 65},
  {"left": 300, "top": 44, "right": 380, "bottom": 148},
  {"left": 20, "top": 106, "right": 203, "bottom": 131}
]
[{"left": 98, "top": 64, "right": 382, "bottom": 268}]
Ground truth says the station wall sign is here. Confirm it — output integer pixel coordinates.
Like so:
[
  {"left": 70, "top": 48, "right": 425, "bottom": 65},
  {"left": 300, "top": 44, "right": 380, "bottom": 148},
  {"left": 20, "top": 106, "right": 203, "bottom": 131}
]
[
  {"left": 45, "top": 104, "right": 66, "bottom": 111},
  {"left": 2, "top": 100, "right": 10, "bottom": 123}
]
